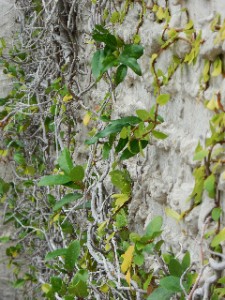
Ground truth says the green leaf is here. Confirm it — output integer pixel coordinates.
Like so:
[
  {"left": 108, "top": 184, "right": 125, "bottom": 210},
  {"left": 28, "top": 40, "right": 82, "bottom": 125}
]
[
  {"left": 115, "top": 138, "right": 128, "bottom": 153},
  {"left": 147, "top": 287, "right": 173, "bottom": 300},
  {"left": 119, "top": 56, "right": 142, "bottom": 76},
  {"left": 13, "top": 152, "right": 26, "bottom": 165},
  {"left": 121, "top": 44, "right": 144, "bottom": 59},
  {"left": 204, "top": 174, "right": 215, "bottom": 198},
  {"left": 38, "top": 174, "right": 72, "bottom": 186},
  {"left": 92, "top": 32, "right": 117, "bottom": 50},
  {"left": 45, "top": 248, "right": 67, "bottom": 261},
  {"left": 68, "top": 280, "right": 88, "bottom": 297},
  {"left": 188, "top": 166, "right": 205, "bottom": 204},
  {"left": 115, "top": 64, "right": 127, "bottom": 85},
  {"left": 51, "top": 277, "right": 62, "bottom": 292},
  {"left": 156, "top": 94, "right": 170, "bottom": 106},
  {"left": 91, "top": 49, "right": 105, "bottom": 79},
  {"left": 53, "top": 193, "right": 82, "bottom": 211},
  {"left": 160, "top": 276, "right": 182, "bottom": 292},
  {"left": 102, "top": 55, "right": 118, "bottom": 72},
  {"left": 211, "top": 227, "right": 225, "bottom": 247},
  {"left": 182, "top": 251, "right": 191, "bottom": 270},
  {"left": 152, "top": 130, "right": 168, "bottom": 139},
  {"left": 212, "top": 207, "right": 222, "bottom": 222},
  {"left": 136, "top": 109, "right": 150, "bottom": 121},
  {"left": 120, "top": 148, "right": 136, "bottom": 160},
  {"left": 193, "top": 149, "right": 209, "bottom": 161},
  {"left": 145, "top": 216, "right": 163, "bottom": 238},
  {"left": 168, "top": 259, "right": 183, "bottom": 277},
  {"left": 110, "top": 169, "right": 131, "bottom": 194},
  {"left": 103, "top": 142, "right": 111, "bottom": 159},
  {"left": 85, "top": 116, "right": 141, "bottom": 145},
  {"left": 134, "top": 253, "right": 144, "bottom": 266},
  {"left": 64, "top": 240, "right": 80, "bottom": 271},
  {"left": 58, "top": 148, "right": 73, "bottom": 174},
  {"left": 69, "top": 165, "right": 85, "bottom": 182}
]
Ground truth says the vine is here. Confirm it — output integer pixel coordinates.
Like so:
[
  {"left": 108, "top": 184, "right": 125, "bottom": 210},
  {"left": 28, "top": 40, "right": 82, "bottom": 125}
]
[{"left": 0, "top": 1, "right": 225, "bottom": 300}]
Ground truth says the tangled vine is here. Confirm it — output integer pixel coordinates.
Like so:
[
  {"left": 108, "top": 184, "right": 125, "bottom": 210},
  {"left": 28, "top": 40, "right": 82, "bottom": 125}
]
[{"left": 1, "top": 0, "right": 225, "bottom": 299}]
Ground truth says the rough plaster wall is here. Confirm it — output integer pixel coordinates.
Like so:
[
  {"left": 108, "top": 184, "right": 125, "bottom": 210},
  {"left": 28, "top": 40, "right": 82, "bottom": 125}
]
[
  {"left": 88, "top": 0, "right": 225, "bottom": 264},
  {"left": 0, "top": 1, "right": 20, "bottom": 299}
]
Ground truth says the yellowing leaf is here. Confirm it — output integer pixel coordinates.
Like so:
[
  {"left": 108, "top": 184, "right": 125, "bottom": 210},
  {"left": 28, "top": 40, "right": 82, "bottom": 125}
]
[
  {"left": 50, "top": 213, "right": 60, "bottom": 225},
  {"left": 125, "top": 269, "right": 131, "bottom": 286},
  {"left": 63, "top": 94, "right": 73, "bottom": 102},
  {"left": 165, "top": 207, "right": 182, "bottom": 221},
  {"left": 83, "top": 112, "right": 91, "bottom": 126},
  {"left": 41, "top": 283, "right": 51, "bottom": 294},
  {"left": 100, "top": 284, "right": 109, "bottom": 293},
  {"left": 121, "top": 245, "right": 135, "bottom": 273},
  {"left": 207, "top": 96, "right": 219, "bottom": 111},
  {"left": 156, "top": 7, "right": 165, "bottom": 20},
  {"left": 211, "top": 57, "right": 222, "bottom": 77},
  {"left": 112, "top": 193, "right": 130, "bottom": 212}
]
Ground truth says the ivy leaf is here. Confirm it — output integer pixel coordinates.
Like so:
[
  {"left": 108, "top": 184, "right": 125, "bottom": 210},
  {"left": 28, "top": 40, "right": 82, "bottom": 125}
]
[
  {"left": 168, "top": 259, "right": 183, "bottom": 277},
  {"left": 69, "top": 165, "right": 85, "bottom": 182},
  {"left": 38, "top": 175, "right": 72, "bottom": 186},
  {"left": 182, "top": 251, "right": 191, "bottom": 271},
  {"left": 160, "top": 276, "right": 182, "bottom": 292},
  {"left": 110, "top": 169, "right": 131, "bottom": 194},
  {"left": 53, "top": 193, "right": 82, "bottom": 211},
  {"left": 58, "top": 148, "right": 73, "bottom": 174},
  {"left": 145, "top": 216, "right": 163, "bottom": 238},
  {"left": 121, "top": 44, "right": 144, "bottom": 59},
  {"left": 121, "top": 245, "right": 135, "bottom": 273},
  {"left": 112, "top": 193, "right": 130, "bottom": 212},
  {"left": 188, "top": 166, "right": 205, "bottom": 204},
  {"left": 204, "top": 174, "right": 215, "bottom": 198},
  {"left": 102, "top": 55, "right": 119, "bottom": 72},
  {"left": 91, "top": 49, "right": 105, "bottom": 79},
  {"left": 147, "top": 287, "right": 173, "bottom": 300},
  {"left": 156, "top": 94, "right": 170, "bottom": 106},
  {"left": 115, "top": 64, "right": 127, "bottom": 85},
  {"left": 64, "top": 240, "right": 80, "bottom": 271},
  {"left": 51, "top": 277, "right": 62, "bottom": 293},
  {"left": 193, "top": 149, "right": 209, "bottom": 161},
  {"left": 86, "top": 116, "right": 141, "bottom": 145},
  {"left": 136, "top": 109, "right": 150, "bottom": 121},
  {"left": 45, "top": 248, "right": 67, "bottom": 261},
  {"left": 152, "top": 130, "right": 168, "bottom": 139},
  {"left": 211, "top": 57, "right": 222, "bottom": 77},
  {"left": 211, "top": 227, "right": 225, "bottom": 247},
  {"left": 119, "top": 56, "right": 142, "bottom": 76},
  {"left": 69, "top": 280, "right": 89, "bottom": 297},
  {"left": 212, "top": 207, "right": 222, "bottom": 222}
]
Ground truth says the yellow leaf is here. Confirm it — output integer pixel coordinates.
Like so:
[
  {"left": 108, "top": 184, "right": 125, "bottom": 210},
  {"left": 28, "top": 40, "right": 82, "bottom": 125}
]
[
  {"left": 0, "top": 149, "right": 8, "bottom": 157},
  {"left": 50, "top": 213, "right": 60, "bottom": 225},
  {"left": 207, "top": 96, "right": 219, "bottom": 111},
  {"left": 165, "top": 207, "right": 182, "bottom": 221},
  {"left": 100, "top": 284, "right": 109, "bottom": 293},
  {"left": 12, "top": 250, "right": 19, "bottom": 258},
  {"left": 125, "top": 269, "right": 131, "bottom": 286},
  {"left": 41, "top": 283, "right": 51, "bottom": 294},
  {"left": 112, "top": 194, "right": 130, "bottom": 213},
  {"left": 211, "top": 57, "right": 222, "bottom": 77},
  {"left": 83, "top": 112, "right": 91, "bottom": 126},
  {"left": 121, "top": 245, "right": 135, "bottom": 273},
  {"left": 63, "top": 94, "right": 73, "bottom": 102},
  {"left": 156, "top": 7, "right": 165, "bottom": 20}
]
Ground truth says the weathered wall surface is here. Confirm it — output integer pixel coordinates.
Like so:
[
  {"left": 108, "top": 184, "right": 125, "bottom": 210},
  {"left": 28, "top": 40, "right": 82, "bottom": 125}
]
[{"left": 87, "top": 0, "right": 225, "bottom": 263}]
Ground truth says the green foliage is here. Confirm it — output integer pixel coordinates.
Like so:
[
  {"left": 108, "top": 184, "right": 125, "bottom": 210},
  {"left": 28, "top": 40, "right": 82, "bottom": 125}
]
[{"left": 91, "top": 25, "right": 144, "bottom": 81}]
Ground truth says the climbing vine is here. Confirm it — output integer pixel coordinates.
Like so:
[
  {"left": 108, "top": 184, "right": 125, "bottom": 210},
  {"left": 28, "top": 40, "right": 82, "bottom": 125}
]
[{"left": 1, "top": 1, "right": 225, "bottom": 300}]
